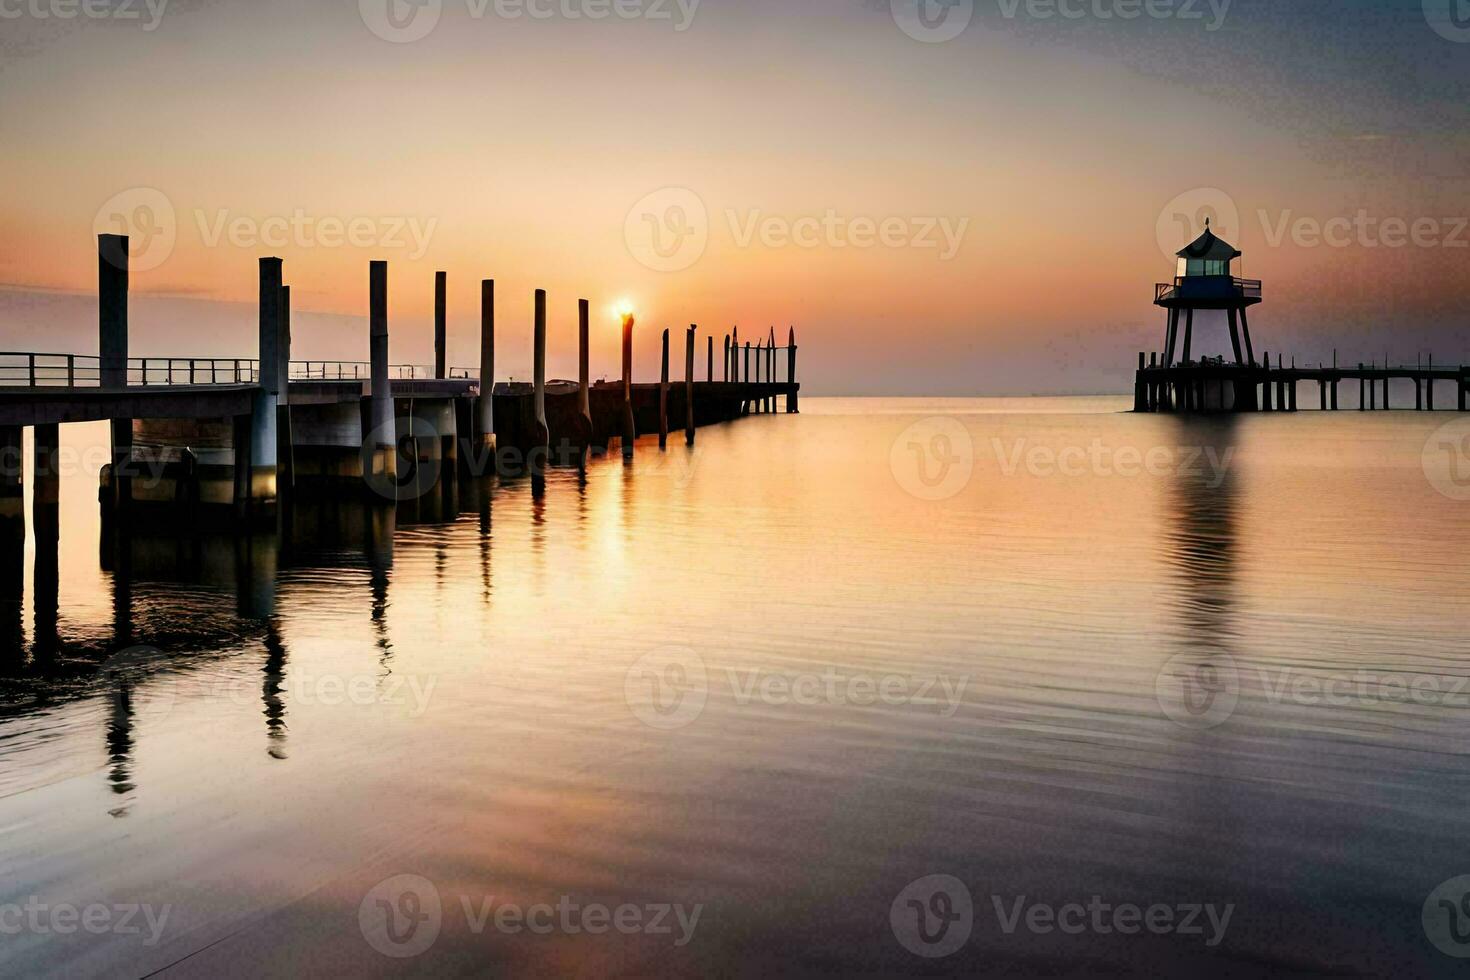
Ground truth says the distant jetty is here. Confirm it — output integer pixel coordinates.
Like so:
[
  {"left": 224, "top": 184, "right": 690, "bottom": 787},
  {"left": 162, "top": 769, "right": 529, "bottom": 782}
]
[{"left": 1134, "top": 221, "right": 1468, "bottom": 414}]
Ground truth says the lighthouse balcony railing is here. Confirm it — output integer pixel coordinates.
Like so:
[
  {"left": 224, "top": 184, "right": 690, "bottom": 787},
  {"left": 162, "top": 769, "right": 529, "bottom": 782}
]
[{"left": 1154, "top": 276, "right": 1262, "bottom": 304}]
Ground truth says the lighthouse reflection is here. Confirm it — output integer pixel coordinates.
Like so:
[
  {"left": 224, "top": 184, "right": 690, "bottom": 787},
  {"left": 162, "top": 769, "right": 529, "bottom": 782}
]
[{"left": 1161, "top": 414, "right": 1242, "bottom": 657}]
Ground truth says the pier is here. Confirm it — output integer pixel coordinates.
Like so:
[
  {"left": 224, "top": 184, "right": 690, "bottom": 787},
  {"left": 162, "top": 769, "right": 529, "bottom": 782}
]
[
  {"left": 1132, "top": 221, "right": 1468, "bottom": 414},
  {"left": 0, "top": 235, "right": 801, "bottom": 539}
]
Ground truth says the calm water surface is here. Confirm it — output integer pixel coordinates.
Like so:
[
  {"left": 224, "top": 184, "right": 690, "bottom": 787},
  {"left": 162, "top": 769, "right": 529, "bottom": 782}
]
[{"left": 3, "top": 397, "right": 1470, "bottom": 977}]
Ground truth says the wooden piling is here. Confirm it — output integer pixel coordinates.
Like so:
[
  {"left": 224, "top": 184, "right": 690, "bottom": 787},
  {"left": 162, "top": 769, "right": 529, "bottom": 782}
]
[
  {"left": 659, "top": 328, "right": 670, "bottom": 449},
  {"left": 577, "top": 298, "right": 592, "bottom": 453},
  {"left": 98, "top": 234, "right": 132, "bottom": 512},
  {"left": 533, "top": 289, "right": 549, "bottom": 462},
  {"left": 478, "top": 279, "right": 496, "bottom": 453},
  {"left": 435, "top": 270, "right": 447, "bottom": 380},
  {"left": 1134, "top": 352, "right": 1146, "bottom": 412},
  {"left": 685, "top": 325, "right": 696, "bottom": 446},
  {"left": 368, "top": 260, "right": 395, "bottom": 482},
  {"left": 787, "top": 327, "right": 798, "bottom": 413},
  {"left": 621, "top": 313, "right": 636, "bottom": 459},
  {"left": 723, "top": 335, "right": 730, "bottom": 382}
]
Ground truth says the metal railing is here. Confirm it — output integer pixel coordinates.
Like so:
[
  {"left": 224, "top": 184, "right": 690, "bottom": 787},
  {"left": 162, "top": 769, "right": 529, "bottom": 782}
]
[
  {"left": 0, "top": 352, "right": 447, "bottom": 388},
  {"left": 1155, "top": 277, "right": 1263, "bottom": 303}
]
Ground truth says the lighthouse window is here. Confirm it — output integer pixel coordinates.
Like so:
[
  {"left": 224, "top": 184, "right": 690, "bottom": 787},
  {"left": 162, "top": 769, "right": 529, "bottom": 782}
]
[{"left": 1204, "top": 260, "right": 1228, "bottom": 276}]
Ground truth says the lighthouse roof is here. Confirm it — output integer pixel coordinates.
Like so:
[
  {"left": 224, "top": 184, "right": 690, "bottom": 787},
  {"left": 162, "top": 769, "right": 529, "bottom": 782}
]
[{"left": 1175, "top": 222, "right": 1241, "bottom": 262}]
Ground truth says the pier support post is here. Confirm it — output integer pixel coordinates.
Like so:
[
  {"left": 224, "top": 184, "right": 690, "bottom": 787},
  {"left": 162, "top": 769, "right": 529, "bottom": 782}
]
[
  {"left": 1459, "top": 371, "right": 1468, "bottom": 411},
  {"left": 787, "top": 328, "right": 799, "bottom": 413},
  {"left": 435, "top": 271, "right": 447, "bottom": 380},
  {"left": 1163, "top": 309, "right": 1178, "bottom": 367},
  {"left": 99, "top": 234, "right": 133, "bottom": 511},
  {"left": 0, "top": 426, "right": 22, "bottom": 539},
  {"left": 367, "top": 260, "right": 396, "bottom": 485},
  {"left": 1181, "top": 309, "right": 1194, "bottom": 364},
  {"left": 477, "top": 280, "right": 496, "bottom": 459},
  {"left": 723, "top": 335, "right": 730, "bottom": 382},
  {"left": 1239, "top": 307, "right": 1256, "bottom": 366},
  {"left": 1261, "top": 354, "right": 1272, "bottom": 412},
  {"left": 1134, "top": 353, "right": 1147, "bottom": 412},
  {"left": 707, "top": 335, "right": 713, "bottom": 383},
  {"left": 685, "top": 326, "right": 696, "bottom": 446},
  {"left": 1429, "top": 356, "right": 1436, "bottom": 410},
  {"left": 577, "top": 297, "right": 593, "bottom": 461},
  {"left": 621, "top": 314, "right": 636, "bottom": 459},
  {"left": 532, "top": 288, "right": 549, "bottom": 471},
  {"left": 659, "top": 328, "right": 670, "bottom": 449},
  {"left": 33, "top": 423, "right": 60, "bottom": 539},
  {"left": 1331, "top": 380, "right": 1339, "bottom": 410},
  {"left": 1319, "top": 381, "right": 1327, "bottom": 412},
  {"left": 278, "top": 284, "right": 294, "bottom": 495},
  {"left": 1382, "top": 376, "right": 1389, "bottom": 411},
  {"left": 1416, "top": 377, "right": 1423, "bottom": 411},
  {"left": 243, "top": 257, "right": 283, "bottom": 514},
  {"left": 744, "top": 342, "right": 751, "bottom": 385}
]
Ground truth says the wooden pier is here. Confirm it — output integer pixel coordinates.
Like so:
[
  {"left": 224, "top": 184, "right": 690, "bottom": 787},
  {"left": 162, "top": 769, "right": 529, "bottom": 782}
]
[
  {"left": 1134, "top": 354, "right": 1470, "bottom": 414},
  {"left": 0, "top": 235, "right": 802, "bottom": 540}
]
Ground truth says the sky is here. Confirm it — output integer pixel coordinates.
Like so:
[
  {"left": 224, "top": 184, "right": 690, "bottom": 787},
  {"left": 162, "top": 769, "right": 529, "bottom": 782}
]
[{"left": 1, "top": 0, "right": 1468, "bottom": 394}]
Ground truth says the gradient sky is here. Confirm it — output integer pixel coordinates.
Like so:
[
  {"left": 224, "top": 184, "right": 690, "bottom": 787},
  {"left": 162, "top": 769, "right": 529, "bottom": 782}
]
[{"left": 1, "top": 0, "right": 1467, "bottom": 393}]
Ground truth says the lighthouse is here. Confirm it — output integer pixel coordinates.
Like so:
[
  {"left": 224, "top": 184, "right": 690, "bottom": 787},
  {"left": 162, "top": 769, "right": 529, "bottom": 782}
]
[{"left": 1154, "top": 218, "right": 1262, "bottom": 368}]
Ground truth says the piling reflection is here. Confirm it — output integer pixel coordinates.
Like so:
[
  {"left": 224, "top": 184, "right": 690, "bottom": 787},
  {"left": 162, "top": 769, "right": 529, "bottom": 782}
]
[{"left": 262, "top": 620, "right": 288, "bottom": 760}]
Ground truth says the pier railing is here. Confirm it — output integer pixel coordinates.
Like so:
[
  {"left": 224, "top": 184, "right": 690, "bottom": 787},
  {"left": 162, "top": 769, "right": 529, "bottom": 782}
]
[{"left": 0, "top": 352, "right": 440, "bottom": 388}]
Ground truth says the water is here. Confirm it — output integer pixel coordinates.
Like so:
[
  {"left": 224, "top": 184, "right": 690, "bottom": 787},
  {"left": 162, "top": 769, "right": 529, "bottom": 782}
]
[{"left": 3, "top": 397, "right": 1470, "bottom": 976}]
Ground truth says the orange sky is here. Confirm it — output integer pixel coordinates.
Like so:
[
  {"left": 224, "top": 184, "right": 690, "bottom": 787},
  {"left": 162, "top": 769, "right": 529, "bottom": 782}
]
[{"left": 1, "top": 0, "right": 1467, "bottom": 392}]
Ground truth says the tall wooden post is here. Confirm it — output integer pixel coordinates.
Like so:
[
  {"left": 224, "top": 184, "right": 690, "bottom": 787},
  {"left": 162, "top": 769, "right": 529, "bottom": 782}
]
[
  {"left": 1261, "top": 353, "right": 1272, "bottom": 412},
  {"left": 658, "top": 328, "right": 670, "bottom": 449},
  {"left": 532, "top": 289, "right": 549, "bottom": 466},
  {"left": 247, "top": 257, "right": 284, "bottom": 512},
  {"left": 744, "top": 342, "right": 751, "bottom": 385},
  {"left": 478, "top": 279, "right": 496, "bottom": 455},
  {"left": 578, "top": 298, "right": 592, "bottom": 437},
  {"left": 1134, "top": 352, "right": 1147, "bottom": 412},
  {"left": 723, "top": 335, "right": 730, "bottom": 382},
  {"left": 1359, "top": 366, "right": 1366, "bottom": 411},
  {"left": 0, "top": 426, "right": 21, "bottom": 540},
  {"left": 278, "top": 284, "right": 294, "bottom": 493},
  {"left": 368, "top": 260, "right": 395, "bottom": 483},
  {"left": 707, "top": 335, "right": 713, "bottom": 383},
  {"left": 621, "top": 314, "right": 636, "bottom": 458},
  {"left": 435, "top": 271, "right": 447, "bottom": 379},
  {"left": 32, "top": 423, "right": 60, "bottom": 540},
  {"left": 685, "top": 326, "right": 696, "bottom": 446},
  {"left": 787, "top": 327, "right": 798, "bottom": 413},
  {"left": 98, "top": 234, "right": 132, "bottom": 512}
]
